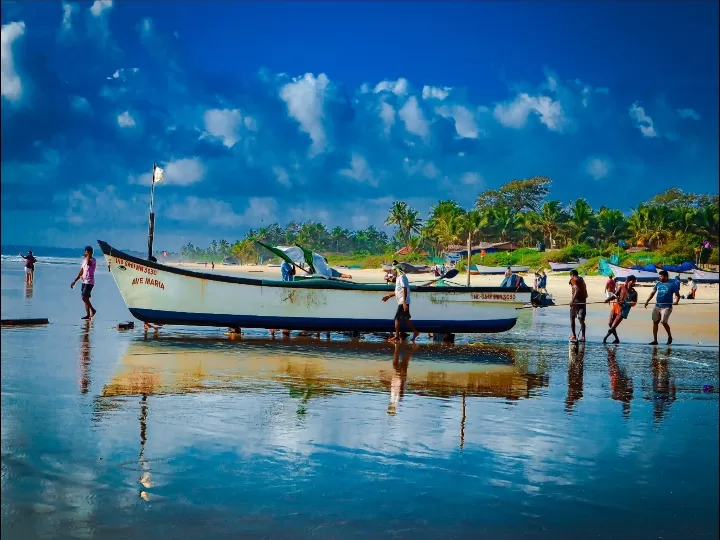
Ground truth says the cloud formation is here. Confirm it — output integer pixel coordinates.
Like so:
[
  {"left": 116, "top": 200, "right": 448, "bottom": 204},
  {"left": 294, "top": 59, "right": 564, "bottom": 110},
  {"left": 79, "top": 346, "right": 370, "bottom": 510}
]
[{"left": 1, "top": 21, "right": 26, "bottom": 102}]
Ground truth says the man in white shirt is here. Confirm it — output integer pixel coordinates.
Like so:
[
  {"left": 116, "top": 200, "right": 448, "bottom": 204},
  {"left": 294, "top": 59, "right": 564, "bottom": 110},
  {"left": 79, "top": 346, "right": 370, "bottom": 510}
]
[{"left": 381, "top": 262, "right": 420, "bottom": 343}]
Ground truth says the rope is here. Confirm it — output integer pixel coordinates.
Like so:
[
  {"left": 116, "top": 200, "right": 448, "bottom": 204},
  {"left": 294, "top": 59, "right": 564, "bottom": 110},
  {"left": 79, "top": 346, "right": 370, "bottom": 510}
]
[{"left": 518, "top": 300, "right": 720, "bottom": 310}]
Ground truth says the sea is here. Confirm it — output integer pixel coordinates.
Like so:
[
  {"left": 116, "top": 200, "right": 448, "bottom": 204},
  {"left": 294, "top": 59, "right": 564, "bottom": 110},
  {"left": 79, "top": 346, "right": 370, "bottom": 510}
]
[{"left": 1, "top": 254, "right": 718, "bottom": 539}]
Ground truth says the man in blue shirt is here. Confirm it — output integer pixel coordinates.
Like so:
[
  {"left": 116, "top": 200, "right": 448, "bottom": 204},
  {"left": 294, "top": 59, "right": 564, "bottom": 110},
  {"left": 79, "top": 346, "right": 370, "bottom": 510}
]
[{"left": 644, "top": 270, "right": 680, "bottom": 345}]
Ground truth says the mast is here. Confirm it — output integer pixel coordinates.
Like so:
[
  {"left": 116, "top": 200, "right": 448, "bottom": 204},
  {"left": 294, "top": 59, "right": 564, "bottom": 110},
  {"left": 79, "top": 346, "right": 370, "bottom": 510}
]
[{"left": 147, "top": 163, "right": 157, "bottom": 260}]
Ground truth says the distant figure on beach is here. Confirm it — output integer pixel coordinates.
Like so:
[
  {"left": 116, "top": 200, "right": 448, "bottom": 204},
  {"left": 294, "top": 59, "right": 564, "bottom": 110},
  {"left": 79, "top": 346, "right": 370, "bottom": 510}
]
[
  {"left": 569, "top": 269, "right": 587, "bottom": 343},
  {"left": 644, "top": 269, "right": 680, "bottom": 345},
  {"left": 533, "top": 272, "right": 540, "bottom": 290},
  {"left": 70, "top": 246, "right": 97, "bottom": 320},
  {"left": 605, "top": 273, "right": 617, "bottom": 299},
  {"left": 211, "top": 261, "right": 215, "bottom": 270},
  {"left": 683, "top": 277, "right": 697, "bottom": 300},
  {"left": 381, "top": 262, "right": 419, "bottom": 343},
  {"left": 19, "top": 250, "right": 37, "bottom": 285},
  {"left": 538, "top": 271, "right": 548, "bottom": 293},
  {"left": 603, "top": 275, "right": 637, "bottom": 344}
]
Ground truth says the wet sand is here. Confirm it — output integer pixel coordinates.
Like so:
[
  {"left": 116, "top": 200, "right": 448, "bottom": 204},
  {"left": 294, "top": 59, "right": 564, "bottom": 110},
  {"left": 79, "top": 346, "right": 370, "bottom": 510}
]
[{"left": 171, "top": 262, "right": 720, "bottom": 346}]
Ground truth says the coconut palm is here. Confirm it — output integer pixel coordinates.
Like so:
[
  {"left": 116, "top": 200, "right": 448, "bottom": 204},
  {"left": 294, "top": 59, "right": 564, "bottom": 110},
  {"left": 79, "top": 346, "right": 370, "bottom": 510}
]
[
  {"left": 566, "top": 198, "right": 596, "bottom": 244},
  {"left": 596, "top": 207, "right": 628, "bottom": 246}
]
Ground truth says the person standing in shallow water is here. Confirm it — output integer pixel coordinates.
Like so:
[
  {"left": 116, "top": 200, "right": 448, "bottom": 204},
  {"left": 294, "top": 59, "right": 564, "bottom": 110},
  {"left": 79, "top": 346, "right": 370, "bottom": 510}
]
[
  {"left": 19, "top": 250, "right": 37, "bottom": 285},
  {"left": 603, "top": 275, "right": 638, "bottom": 344},
  {"left": 71, "top": 246, "right": 97, "bottom": 320},
  {"left": 569, "top": 269, "right": 588, "bottom": 343}
]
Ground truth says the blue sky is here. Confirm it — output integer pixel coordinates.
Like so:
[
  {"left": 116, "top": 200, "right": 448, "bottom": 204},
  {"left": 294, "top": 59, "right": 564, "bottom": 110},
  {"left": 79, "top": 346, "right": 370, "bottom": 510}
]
[{"left": 1, "top": 1, "right": 718, "bottom": 250}]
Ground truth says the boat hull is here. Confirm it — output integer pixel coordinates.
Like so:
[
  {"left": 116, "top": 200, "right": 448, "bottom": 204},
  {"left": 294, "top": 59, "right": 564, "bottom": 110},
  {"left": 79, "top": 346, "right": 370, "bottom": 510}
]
[
  {"left": 549, "top": 262, "right": 579, "bottom": 272},
  {"left": 693, "top": 269, "right": 720, "bottom": 284},
  {"left": 99, "top": 241, "right": 530, "bottom": 334},
  {"left": 609, "top": 263, "right": 658, "bottom": 283},
  {"left": 471, "top": 265, "right": 531, "bottom": 275}
]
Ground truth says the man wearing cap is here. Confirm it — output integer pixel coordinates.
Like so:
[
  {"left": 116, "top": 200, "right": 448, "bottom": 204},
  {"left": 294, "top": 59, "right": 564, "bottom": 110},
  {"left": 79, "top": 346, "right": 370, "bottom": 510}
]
[
  {"left": 644, "top": 270, "right": 680, "bottom": 345},
  {"left": 71, "top": 246, "right": 98, "bottom": 320},
  {"left": 381, "top": 261, "right": 420, "bottom": 343}
]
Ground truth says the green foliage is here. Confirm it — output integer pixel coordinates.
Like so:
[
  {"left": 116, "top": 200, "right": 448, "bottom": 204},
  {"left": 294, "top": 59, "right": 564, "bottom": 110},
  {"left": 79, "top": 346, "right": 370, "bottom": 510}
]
[{"left": 475, "top": 176, "right": 551, "bottom": 213}]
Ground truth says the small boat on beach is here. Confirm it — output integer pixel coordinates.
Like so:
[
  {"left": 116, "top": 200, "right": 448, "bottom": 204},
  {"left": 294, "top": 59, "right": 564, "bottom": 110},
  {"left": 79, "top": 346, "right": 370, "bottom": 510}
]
[
  {"left": 381, "top": 262, "right": 433, "bottom": 274},
  {"left": 692, "top": 268, "right": 720, "bottom": 284},
  {"left": 470, "top": 265, "right": 531, "bottom": 275},
  {"left": 99, "top": 240, "right": 531, "bottom": 334},
  {"left": 549, "top": 261, "right": 579, "bottom": 272},
  {"left": 608, "top": 263, "right": 658, "bottom": 283}
]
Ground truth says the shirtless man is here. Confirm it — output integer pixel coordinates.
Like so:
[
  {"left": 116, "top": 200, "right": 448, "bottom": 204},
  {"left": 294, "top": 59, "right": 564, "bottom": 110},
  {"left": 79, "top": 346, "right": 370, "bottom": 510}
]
[{"left": 603, "top": 275, "right": 638, "bottom": 344}]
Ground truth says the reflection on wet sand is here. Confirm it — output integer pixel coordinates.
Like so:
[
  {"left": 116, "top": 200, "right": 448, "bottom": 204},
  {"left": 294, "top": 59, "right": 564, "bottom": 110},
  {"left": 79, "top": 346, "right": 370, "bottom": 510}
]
[
  {"left": 97, "top": 338, "right": 549, "bottom": 406},
  {"left": 606, "top": 345, "right": 633, "bottom": 418},
  {"left": 24, "top": 283, "right": 33, "bottom": 299},
  {"left": 649, "top": 348, "right": 677, "bottom": 422},
  {"left": 78, "top": 321, "right": 91, "bottom": 394},
  {"left": 566, "top": 342, "right": 585, "bottom": 413}
]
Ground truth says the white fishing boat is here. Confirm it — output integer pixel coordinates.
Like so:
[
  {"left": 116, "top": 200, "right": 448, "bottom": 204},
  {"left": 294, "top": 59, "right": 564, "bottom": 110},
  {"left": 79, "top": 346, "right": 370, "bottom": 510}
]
[
  {"left": 99, "top": 240, "right": 531, "bottom": 334},
  {"left": 608, "top": 263, "right": 658, "bottom": 283},
  {"left": 548, "top": 261, "right": 580, "bottom": 272},
  {"left": 470, "top": 265, "right": 531, "bottom": 275},
  {"left": 692, "top": 268, "right": 720, "bottom": 284}
]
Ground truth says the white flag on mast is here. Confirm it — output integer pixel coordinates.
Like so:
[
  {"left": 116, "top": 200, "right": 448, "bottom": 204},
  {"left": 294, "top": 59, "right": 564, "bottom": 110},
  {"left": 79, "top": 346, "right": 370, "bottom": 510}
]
[{"left": 152, "top": 166, "right": 163, "bottom": 183}]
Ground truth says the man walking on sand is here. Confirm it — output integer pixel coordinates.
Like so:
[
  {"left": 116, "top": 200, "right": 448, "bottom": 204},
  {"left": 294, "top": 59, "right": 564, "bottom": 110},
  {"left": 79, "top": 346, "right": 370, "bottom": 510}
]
[
  {"left": 71, "top": 246, "right": 97, "bottom": 320},
  {"left": 644, "top": 269, "right": 680, "bottom": 345},
  {"left": 381, "top": 262, "right": 420, "bottom": 343},
  {"left": 569, "top": 269, "right": 588, "bottom": 342}
]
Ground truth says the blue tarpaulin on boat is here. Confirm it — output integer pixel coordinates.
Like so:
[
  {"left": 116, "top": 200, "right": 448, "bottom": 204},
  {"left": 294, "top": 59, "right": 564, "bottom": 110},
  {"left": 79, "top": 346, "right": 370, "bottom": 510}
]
[
  {"left": 661, "top": 261, "right": 698, "bottom": 273},
  {"left": 631, "top": 263, "right": 657, "bottom": 272},
  {"left": 500, "top": 274, "right": 525, "bottom": 288}
]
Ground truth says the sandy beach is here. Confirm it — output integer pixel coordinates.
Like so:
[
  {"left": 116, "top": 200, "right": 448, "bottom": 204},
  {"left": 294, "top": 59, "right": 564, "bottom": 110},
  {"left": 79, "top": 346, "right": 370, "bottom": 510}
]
[{"left": 171, "top": 262, "right": 720, "bottom": 346}]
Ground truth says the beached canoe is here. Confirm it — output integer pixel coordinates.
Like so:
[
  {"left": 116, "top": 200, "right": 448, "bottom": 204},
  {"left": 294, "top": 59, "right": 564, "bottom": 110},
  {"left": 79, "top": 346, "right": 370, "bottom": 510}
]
[
  {"left": 381, "top": 262, "right": 433, "bottom": 274},
  {"left": 608, "top": 263, "right": 658, "bottom": 283},
  {"left": 470, "top": 265, "right": 531, "bottom": 276},
  {"left": 692, "top": 268, "right": 720, "bottom": 284},
  {"left": 549, "top": 261, "right": 580, "bottom": 272},
  {"left": 99, "top": 240, "right": 531, "bottom": 334}
]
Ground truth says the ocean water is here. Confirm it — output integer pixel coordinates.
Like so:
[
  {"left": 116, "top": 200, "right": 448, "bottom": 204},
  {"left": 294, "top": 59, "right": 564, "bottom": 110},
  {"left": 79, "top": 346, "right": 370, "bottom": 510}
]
[{"left": 1, "top": 258, "right": 718, "bottom": 539}]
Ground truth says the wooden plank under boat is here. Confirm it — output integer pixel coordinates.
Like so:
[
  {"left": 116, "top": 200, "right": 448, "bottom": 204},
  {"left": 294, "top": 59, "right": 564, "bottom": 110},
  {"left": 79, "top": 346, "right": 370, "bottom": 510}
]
[
  {"left": 99, "top": 240, "right": 531, "bottom": 334},
  {"left": 470, "top": 265, "right": 531, "bottom": 276}
]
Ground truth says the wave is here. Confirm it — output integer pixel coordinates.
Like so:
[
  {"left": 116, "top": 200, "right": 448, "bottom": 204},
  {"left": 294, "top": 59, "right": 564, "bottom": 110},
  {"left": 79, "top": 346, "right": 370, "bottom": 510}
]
[{"left": 1, "top": 255, "right": 81, "bottom": 266}]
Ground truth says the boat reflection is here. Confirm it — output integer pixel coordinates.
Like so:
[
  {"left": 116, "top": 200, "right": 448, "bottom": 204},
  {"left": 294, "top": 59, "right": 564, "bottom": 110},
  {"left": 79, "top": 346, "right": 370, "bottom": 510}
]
[{"left": 97, "top": 337, "right": 549, "bottom": 405}]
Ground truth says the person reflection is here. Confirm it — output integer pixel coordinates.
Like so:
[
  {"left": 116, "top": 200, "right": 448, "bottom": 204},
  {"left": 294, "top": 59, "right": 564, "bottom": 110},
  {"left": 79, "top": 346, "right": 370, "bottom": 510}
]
[
  {"left": 78, "top": 320, "right": 91, "bottom": 394},
  {"left": 24, "top": 282, "right": 33, "bottom": 299},
  {"left": 650, "top": 347, "right": 676, "bottom": 423},
  {"left": 138, "top": 394, "right": 152, "bottom": 501},
  {"left": 388, "top": 343, "right": 413, "bottom": 415},
  {"left": 565, "top": 342, "right": 585, "bottom": 413},
  {"left": 606, "top": 345, "right": 633, "bottom": 418}
]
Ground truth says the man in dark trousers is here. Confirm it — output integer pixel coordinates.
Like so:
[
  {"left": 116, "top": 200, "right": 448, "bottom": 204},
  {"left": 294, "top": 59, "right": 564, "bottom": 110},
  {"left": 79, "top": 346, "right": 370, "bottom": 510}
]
[
  {"left": 381, "top": 261, "right": 420, "bottom": 343},
  {"left": 569, "top": 269, "right": 588, "bottom": 342},
  {"left": 71, "top": 246, "right": 98, "bottom": 320}
]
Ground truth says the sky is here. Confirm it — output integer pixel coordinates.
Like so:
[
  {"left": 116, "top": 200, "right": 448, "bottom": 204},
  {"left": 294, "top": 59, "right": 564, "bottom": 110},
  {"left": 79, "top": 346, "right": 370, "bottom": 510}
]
[{"left": 1, "top": 1, "right": 718, "bottom": 250}]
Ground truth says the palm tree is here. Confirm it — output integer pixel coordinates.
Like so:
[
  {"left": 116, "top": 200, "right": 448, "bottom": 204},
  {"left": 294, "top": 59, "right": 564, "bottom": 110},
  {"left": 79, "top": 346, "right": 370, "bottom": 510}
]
[
  {"left": 628, "top": 204, "right": 672, "bottom": 249},
  {"left": 566, "top": 198, "right": 596, "bottom": 244},
  {"left": 528, "top": 200, "right": 567, "bottom": 247},
  {"left": 596, "top": 207, "right": 628, "bottom": 246},
  {"left": 489, "top": 206, "right": 523, "bottom": 242},
  {"left": 385, "top": 201, "right": 409, "bottom": 245}
]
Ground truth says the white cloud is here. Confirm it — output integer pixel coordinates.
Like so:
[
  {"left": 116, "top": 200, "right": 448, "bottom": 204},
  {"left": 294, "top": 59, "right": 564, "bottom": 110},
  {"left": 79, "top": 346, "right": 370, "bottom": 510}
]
[
  {"left": 279, "top": 73, "right": 330, "bottom": 156},
  {"left": 585, "top": 157, "right": 612, "bottom": 180},
  {"left": 63, "top": 184, "right": 131, "bottom": 224},
  {"left": 379, "top": 101, "right": 396, "bottom": 136},
  {"left": 203, "top": 108, "right": 243, "bottom": 148},
  {"left": 61, "top": 2, "right": 78, "bottom": 33},
  {"left": 373, "top": 78, "right": 408, "bottom": 96},
  {"left": 128, "top": 158, "right": 205, "bottom": 186},
  {"left": 493, "top": 93, "right": 565, "bottom": 132},
  {"left": 422, "top": 85, "right": 451, "bottom": 100},
  {"left": 628, "top": 102, "right": 657, "bottom": 137},
  {"left": 243, "top": 116, "right": 258, "bottom": 131},
  {"left": 272, "top": 166, "right": 291, "bottom": 187},
  {"left": 71, "top": 96, "right": 91, "bottom": 112},
  {"left": 399, "top": 96, "right": 429, "bottom": 138},
  {"left": 162, "top": 158, "right": 206, "bottom": 186},
  {"left": 117, "top": 110, "right": 135, "bottom": 128},
  {"left": 1, "top": 21, "right": 26, "bottom": 102},
  {"left": 437, "top": 105, "right": 480, "bottom": 139},
  {"left": 460, "top": 172, "right": 483, "bottom": 186},
  {"left": 90, "top": 0, "right": 112, "bottom": 17},
  {"left": 339, "top": 153, "right": 378, "bottom": 187},
  {"left": 677, "top": 108, "right": 701, "bottom": 121},
  {"left": 138, "top": 17, "right": 152, "bottom": 39},
  {"left": 166, "top": 196, "right": 277, "bottom": 227}
]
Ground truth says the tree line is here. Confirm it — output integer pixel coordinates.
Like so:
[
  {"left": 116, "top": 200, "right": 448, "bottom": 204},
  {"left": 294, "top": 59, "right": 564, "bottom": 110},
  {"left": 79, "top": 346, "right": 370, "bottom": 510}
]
[{"left": 180, "top": 177, "right": 719, "bottom": 264}]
